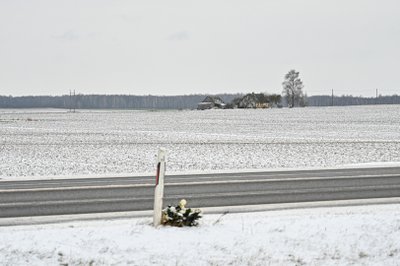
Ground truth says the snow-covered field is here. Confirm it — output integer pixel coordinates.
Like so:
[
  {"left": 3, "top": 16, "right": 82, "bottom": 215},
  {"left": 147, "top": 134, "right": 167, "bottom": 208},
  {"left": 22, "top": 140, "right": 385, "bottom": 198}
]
[
  {"left": 1, "top": 106, "right": 400, "bottom": 265},
  {"left": 1, "top": 204, "right": 399, "bottom": 265},
  {"left": 1, "top": 105, "right": 400, "bottom": 178}
]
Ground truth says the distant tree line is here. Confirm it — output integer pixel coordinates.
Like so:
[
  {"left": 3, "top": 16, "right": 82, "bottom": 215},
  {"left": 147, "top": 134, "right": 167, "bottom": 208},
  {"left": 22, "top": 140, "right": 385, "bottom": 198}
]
[
  {"left": 0, "top": 94, "right": 242, "bottom": 109},
  {"left": 0, "top": 93, "right": 399, "bottom": 109},
  {"left": 307, "top": 95, "right": 400, "bottom": 106},
  {"left": 2, "top": 69, "right": 398, "bottom": 109}
]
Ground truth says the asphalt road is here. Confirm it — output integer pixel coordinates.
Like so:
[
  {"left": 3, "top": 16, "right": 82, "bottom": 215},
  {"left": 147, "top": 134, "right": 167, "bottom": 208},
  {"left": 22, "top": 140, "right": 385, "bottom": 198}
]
[{"left": 1, "top": 167, "right": 400, "bottom": 218}]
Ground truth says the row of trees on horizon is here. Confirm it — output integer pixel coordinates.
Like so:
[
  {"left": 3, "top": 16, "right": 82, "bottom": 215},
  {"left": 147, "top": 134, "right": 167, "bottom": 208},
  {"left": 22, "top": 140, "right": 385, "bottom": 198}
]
[
  {"left": 1, "top": 69, "right": 399, "bottom": 109},
  {"left": 1, "top": 93, "right": 399, "bottom": 109}
]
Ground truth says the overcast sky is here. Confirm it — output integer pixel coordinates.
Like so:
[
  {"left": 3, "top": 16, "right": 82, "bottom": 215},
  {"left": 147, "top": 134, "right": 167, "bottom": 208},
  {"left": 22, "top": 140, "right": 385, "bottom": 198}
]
[{"left": 1, "top": 0, "right": 399, "bottom": 97}]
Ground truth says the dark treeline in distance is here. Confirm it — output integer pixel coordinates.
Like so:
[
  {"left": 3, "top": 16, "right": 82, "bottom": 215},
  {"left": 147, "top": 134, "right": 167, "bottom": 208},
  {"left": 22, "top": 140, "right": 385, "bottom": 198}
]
[
  {"left": 308, "top": 95, "right": 400, "bottom": 106},
  {"left": 0, "top": 94, "right": 242, "bottom": 109},
  {"left": 0, "top": 93, "right": 399, "bottom": 109}
]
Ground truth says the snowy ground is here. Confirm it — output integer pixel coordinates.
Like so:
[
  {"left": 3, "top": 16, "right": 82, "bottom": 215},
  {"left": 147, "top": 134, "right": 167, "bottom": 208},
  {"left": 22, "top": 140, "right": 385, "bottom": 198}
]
[
  {"left": 1, "top": 106, "right": 400, "bottom": 265},
  {"left": 1, "top": 105, "right": 400, "bottom": 178},
  {"left": 1, "top": 204, "right": 399, "bottom": 265}
]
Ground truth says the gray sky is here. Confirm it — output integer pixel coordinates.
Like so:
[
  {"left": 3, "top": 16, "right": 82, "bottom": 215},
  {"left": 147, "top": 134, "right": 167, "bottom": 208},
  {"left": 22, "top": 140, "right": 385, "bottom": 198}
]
[{"left": 1, "top": 0, "right": 399, "bottom": 97}]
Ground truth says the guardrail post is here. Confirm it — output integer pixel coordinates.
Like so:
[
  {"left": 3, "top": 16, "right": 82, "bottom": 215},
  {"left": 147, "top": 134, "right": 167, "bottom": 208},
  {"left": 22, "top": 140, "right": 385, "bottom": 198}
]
[{"left": 153, "top": 148, "right": 166, "bottom": 227}]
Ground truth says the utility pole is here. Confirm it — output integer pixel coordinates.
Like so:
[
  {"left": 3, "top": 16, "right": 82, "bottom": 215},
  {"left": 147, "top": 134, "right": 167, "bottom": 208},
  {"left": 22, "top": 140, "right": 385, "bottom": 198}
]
[
  {"left": 73, "top": 90, "right": 76, "bottom": 113},
  {"left": 331, "top": 89, "right": 334, "bottom": 106},
  {"left": 376, "top": 89, "right": 379, "bottom": 105}
]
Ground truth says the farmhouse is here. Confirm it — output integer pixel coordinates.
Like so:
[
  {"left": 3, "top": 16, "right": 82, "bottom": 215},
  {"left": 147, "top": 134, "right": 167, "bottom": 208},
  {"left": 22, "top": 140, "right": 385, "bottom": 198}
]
[
  {"left": 237, "top": 93, "right": 270, "bottom": 109},
  {"left": 197, "top": 96, "right": 226, "bottom": 110}
]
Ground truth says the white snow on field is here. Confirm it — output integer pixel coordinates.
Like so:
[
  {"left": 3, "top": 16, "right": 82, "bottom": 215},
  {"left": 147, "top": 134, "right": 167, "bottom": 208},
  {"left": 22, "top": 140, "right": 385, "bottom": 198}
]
[
  {"left": 1, "top": 105, "right": 400, "bottom": 178},
  {"left": 1, "top": 204, "right": 400, "bottom": 265}
]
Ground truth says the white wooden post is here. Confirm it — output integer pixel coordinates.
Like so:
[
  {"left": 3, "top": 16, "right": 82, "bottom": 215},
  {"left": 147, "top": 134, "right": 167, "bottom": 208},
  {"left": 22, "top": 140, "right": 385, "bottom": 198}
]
[{"left": 153, "top": 148, "right": 166, "bottom": 227}]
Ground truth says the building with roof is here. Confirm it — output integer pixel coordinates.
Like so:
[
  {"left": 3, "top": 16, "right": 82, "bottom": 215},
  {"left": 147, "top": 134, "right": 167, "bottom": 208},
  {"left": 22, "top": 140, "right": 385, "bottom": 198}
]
[
  {"left": 197, "top": 96, "right": 226, "bottom": 110},
  {"left": 237, "top": 93, "right": 270, "bottom": 109}
]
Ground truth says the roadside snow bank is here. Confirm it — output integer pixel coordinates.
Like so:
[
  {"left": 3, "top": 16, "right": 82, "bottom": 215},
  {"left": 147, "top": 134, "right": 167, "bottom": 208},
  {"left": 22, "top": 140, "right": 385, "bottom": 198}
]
[{"left": 1, "top": 204, "right": 400, "bottom": 265}]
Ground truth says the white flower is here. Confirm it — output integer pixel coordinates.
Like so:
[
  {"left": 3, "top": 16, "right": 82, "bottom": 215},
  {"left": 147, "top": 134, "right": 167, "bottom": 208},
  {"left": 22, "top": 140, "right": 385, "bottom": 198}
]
[{"left": 179, "top": 199, "right": 187, "bottom": 208}]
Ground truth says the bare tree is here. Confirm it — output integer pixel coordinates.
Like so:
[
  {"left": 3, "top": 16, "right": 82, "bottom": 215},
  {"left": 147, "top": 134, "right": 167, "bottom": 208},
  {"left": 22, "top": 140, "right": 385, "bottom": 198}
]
[{"left": 282, "top": 69, "right": 304, "bottom": 107}]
